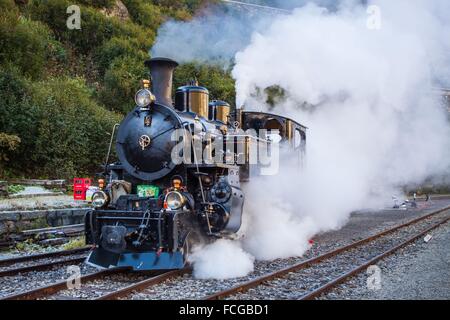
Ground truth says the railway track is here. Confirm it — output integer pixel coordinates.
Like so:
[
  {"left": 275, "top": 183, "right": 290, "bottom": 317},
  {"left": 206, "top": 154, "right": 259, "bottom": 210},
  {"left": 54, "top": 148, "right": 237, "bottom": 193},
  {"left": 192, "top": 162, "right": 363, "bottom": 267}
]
[
  {"left": 2, "top": 205, "right": 449, "bottom": 300},
  {"left": 1, "top": 268, "right": 124, "bottom": 300},
  {"left": 1, "top": 268, "right": 188, "bottom": 300},
  {"left": 0, "top": 247, "right": 91, "bottom": 278},
  {"left": 204, "top": 205, "right": 450, "bottom": 300},
  {"left": 95, "top": 268, "right": 191, "bottom": 300},
  {"left": 0, "top": 246, "right": 90, "bottom": 267}
]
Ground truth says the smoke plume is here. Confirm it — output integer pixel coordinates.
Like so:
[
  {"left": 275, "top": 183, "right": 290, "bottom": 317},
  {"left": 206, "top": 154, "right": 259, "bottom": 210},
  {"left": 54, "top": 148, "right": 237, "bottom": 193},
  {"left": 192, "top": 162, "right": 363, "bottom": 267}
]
[
  {"left": 151, "top": 0, "right": 450, "bottom": 278},
  {"left": 150, "top": 5, "right": 272, "bottom": 65}
]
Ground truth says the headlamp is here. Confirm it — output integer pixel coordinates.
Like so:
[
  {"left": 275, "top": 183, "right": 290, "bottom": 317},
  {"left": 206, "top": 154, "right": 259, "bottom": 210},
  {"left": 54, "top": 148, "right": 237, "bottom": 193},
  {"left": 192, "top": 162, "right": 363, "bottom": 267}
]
[
  {"left": 92, "top": 191, "right": 109, "bottom": 208},
  {"left": 165, "top": 191, "right": 186, "bottom": 210},
  {"left": 135, "top": 89, "right": 155, "bottom": 108}
]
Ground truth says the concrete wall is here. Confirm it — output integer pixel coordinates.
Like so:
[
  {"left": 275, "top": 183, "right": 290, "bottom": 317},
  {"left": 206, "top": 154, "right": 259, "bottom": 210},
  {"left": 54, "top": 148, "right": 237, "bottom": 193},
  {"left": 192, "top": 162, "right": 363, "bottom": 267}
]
[{"left": 0, "top": 208, "right": 90, "bottom": 240}]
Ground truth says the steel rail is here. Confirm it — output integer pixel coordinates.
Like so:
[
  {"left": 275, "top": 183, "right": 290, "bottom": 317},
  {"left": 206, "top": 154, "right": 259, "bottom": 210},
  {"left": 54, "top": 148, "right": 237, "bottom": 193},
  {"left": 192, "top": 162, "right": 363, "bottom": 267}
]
[
  {"left": 1, "top": 268, "right": 127, "bottom": 300},
  {"left": 0, "top": 247, "right": 91, "bottom": 267},
  {"left": 0, "top": 256, "right": 87, "bottom": 277},
  {"left": 204, "top": 205, "right": 450, "bottom": 300},
  {"left": 300, "top": 216, "right": 450, "bottom": 300},
  {"left": 95, "top": 268, "right": 192, "bottom": 300}
]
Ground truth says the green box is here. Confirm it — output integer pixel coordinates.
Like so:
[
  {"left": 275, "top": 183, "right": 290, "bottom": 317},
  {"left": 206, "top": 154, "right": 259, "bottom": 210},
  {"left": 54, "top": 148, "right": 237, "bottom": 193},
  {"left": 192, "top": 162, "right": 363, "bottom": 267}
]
[{"left": 137, "top": 185, "right": 160, "bottom": 198}]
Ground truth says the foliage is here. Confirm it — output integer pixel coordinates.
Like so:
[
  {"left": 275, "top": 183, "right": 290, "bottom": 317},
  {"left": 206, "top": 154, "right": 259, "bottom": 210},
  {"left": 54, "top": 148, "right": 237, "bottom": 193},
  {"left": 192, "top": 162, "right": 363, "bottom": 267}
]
[
  {"left": 0, "top": 67, "right": 41, "bottom": 175},
  {"left": 6, "top": 185, "right": 26, "bottom": 195},
  {"left": 62, "top": 236, "right": 86, "bottom": 250},
  {"left": 0, "top": 67, "right": 122, "bottom": 178},
  {"left": 0, "top": 8, "right": 58, "bottom": 79},
  {"left": 0, "top": 0, "right": 17, "bottom": 12},
  {"left": 0, "top": 0, "right": 236, "bottom": 180},
  {"left": 76, "top": 0, "right": 116, "bottom": 8},
  {"left": 27, "top": 0, "right": 114, "bottom": 54},
  {"left": 15, "top": 239, "right": 43, "bottom": 252},
  {"left": 0, "top": 133, "right": 21, "bottom": 163},
  {"left": 122, "top": 0, "right": 164, "bottom": 27},
  {"left": 27, "top": 77, "right": 123, "bottom": 178},
  {"left": 96, "top": 37, "right": 147, "bottom": 75},
  {"left": 264, "top": 85, "right": 286, "bottom": 109},
  {"left": 152, "top": 0, "right": 212, "bottom": 19},
  {"left": 27, "top": 0, "right": 155, "bottom": 54},
  {"left": 100, "top": 55, "right": 147, "bottom": 113}
]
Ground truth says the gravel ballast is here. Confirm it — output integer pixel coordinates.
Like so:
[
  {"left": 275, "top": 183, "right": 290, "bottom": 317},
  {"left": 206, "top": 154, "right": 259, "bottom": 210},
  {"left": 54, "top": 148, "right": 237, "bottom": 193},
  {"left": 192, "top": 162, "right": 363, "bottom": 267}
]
[
  {"left": 321, "top": 220, "right": 450, "bottom": 300},
  {"left": 1, "top": 199, "right": 449, "bottom": 300}
]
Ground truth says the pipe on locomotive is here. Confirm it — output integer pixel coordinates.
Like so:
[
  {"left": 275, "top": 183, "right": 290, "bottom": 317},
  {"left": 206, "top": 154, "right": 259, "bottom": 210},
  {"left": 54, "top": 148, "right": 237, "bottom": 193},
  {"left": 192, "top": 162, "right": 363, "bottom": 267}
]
[{"left": 144, "top": 57, "right": 179, "bottom": 107}]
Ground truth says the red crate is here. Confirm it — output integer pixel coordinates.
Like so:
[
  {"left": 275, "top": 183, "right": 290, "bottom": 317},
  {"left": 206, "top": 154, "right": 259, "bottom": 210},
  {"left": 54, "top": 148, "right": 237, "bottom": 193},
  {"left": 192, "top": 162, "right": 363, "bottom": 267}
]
[
  {"left": 73, "top": 189, "right": 86, "bottom": 200},
  {"left": 73, "top": 178, "right": 92, "bottom": 201},
  {"left": 74, "top": 178, "right": 91, "bottom": 188}
]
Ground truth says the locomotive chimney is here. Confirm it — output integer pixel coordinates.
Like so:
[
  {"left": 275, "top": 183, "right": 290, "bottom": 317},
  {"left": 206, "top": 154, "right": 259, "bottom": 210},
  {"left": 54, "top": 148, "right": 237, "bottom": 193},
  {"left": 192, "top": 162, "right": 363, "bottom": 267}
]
[{"left": 144, "top": 57, "right": 179, "bottom": 107}]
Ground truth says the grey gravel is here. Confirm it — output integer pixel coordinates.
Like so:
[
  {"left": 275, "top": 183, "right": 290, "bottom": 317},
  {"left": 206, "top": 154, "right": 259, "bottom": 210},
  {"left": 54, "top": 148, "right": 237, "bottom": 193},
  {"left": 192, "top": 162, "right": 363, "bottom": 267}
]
[
  {"left": 226, "top": 206, "right": 450, "bottom": 300},
  {"left": 0, "top": 253, "right": 88, "bottom": 273},
  {"left": 43, "top": 273, "right": 148, "bottom": 300},
  {"left": 122, "top": 202, "right": 450, "bottom": 300},
  {"left": 321, "top": 220, "right": 450, "bottom": 300},
  {"left": 2, "top": 199, "right": 449, "bottom": 300},
  {"left": 0, "top": 262, "right": 97, "bottom": 298}
]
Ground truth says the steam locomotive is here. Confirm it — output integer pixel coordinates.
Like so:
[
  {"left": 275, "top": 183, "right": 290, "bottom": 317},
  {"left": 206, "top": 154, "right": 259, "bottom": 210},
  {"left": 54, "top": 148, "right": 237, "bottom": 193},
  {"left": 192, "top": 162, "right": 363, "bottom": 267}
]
[{"left": 85, "top": 57, "right": 307, "bottom": 271}]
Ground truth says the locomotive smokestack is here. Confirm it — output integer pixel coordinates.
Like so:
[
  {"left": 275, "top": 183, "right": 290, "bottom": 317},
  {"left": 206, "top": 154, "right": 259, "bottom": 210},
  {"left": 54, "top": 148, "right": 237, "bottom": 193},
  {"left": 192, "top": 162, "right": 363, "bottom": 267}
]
[{"left": 145, "top": 57, "right": 179, "bottom": 107}]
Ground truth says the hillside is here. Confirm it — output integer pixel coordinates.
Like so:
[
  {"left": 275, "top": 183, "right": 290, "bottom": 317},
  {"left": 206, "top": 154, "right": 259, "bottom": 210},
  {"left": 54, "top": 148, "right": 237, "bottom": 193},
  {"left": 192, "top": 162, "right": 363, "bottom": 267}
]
[{"left": 0, "top": 0, "right": 236, "bottom": 179}]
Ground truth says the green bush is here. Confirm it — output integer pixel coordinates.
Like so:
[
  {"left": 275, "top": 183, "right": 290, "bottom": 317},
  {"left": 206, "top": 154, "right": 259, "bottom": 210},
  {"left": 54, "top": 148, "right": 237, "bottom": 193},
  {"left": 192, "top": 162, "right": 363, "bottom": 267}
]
[
  {"left": 0, "top": 67, "right": 40, "bottom": 174},
  {"left": 27, "top": 77, "right": 123, "bottom": 178},
  {"left": 76, "top": 0, "right": 116, "bottom": 8},
  {"left": 0, "top": 0, "right": 225, "bottom": 180},
  {"left": 0, "top": 9, "right": 57, "bottom": 79},
  {"left": 0, "top": 133, "right": 21, "bottom": 166},
  {"left": 27, "top": 0, "right": 155, "bottom": 55},
  {"left": 113, "top": 19, "right": 156, "bottom": 50},
  {"left": 0, "top": 0, "right": 17, "bottom": 12},
  {"left": 7, "top": 184, "right": 25, "bottom": 194},
  {"left": 101, "top": 55, "right": 147, "bottom": 113},
  {"left": 152, "top": 0, "right": 211, "bottom": 18},
  {"left": 96, "top": 37, "right": 147, "bottom": 75},
  {"left": 122, "top": 0, "right": 164, "bottom": 27},
  {"left": 27, "top": 0, "right": 112, "bottom": 54},
  {"left": 0, "top": 68, "right": 122, "bottom": 178}
]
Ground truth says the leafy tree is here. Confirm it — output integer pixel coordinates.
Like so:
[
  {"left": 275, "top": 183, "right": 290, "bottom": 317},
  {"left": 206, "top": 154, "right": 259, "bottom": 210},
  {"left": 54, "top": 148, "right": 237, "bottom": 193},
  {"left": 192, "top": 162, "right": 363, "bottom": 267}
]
[
  {"left": 0, "top": 0, "right": 237, "bottom": 179},
  {"left": 0, "top": 67, "right": 122, "bottom": 178},
  {"left": 122, "top": 0, "right": 164, "bottom": 27},
  {"left": 100, "top": 55, "right": 147, "bottom": 114},
  {"left": 0, "top": 8, "right": 57, "bottom": 79},
  {"left": 96, "top": 37, "right": 147, "bottom": 75},
  {"left": 0, "top": 67, "right": 40, "bottom": 176},
  {"left": 76, "top": 0, "right": 116, "bottom": 8},
  {"left": 0, "top": 133, "right": 21, "bottom": 162},
  {"left": 27, "top": 77, "right": 123, "bottom": 178}
]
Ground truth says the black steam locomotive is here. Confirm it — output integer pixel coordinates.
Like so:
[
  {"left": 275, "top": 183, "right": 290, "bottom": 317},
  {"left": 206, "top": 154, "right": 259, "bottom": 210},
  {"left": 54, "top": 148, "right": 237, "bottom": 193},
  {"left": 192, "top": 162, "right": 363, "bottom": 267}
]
[{"left": 85, "top": 58, "right": 306, "bottom": 271}]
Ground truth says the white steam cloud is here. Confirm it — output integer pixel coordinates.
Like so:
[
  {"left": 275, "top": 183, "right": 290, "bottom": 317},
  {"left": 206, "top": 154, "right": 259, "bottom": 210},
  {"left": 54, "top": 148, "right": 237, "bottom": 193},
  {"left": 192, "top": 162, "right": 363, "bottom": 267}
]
[
  {"left": 189, "top": 239, "right": 254, "bottom": 279},
  {"left": 151, "top": 0, "right": 450, "bottom": 279},
  {"left": 150, "top": 5, "right": 272, "bottom": 65}
]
